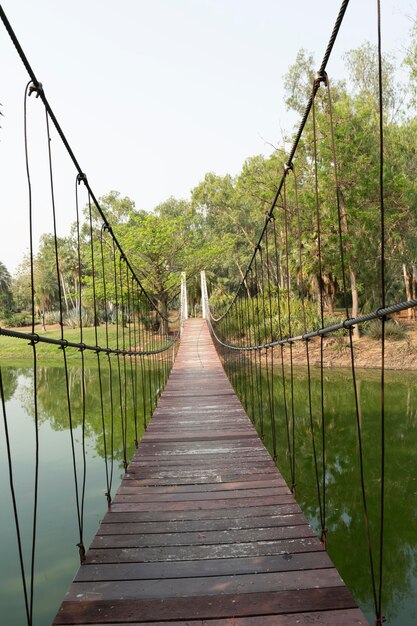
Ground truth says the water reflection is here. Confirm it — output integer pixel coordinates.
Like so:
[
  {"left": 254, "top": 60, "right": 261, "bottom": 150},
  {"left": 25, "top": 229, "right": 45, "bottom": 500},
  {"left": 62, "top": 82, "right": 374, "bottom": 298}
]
[
  {"left": 0, "top": 359, "right": 161, "bottom": 626},
  {"left": 225, "top": 359, "right": 417, "bottom": 626}
]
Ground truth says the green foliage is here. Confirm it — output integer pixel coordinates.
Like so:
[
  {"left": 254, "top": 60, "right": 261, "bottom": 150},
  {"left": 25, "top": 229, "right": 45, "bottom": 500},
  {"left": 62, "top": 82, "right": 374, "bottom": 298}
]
[
  {"left": 0, "top": 260, "right": 13, "bottom": 315},
  {"left": 1, "top": 310, "right": 32, "bottom": 327},
  {"left": 216, "top": 290, "right": 320, "bottom": 347},
  {"left": 363, "top": 318, "right": 407, "bottom": 341},
  {"left": 65, "top": 307, "right": 94, "bottom": 329},
  {"left": 363, "top": 319, "right": 407, "bottom": 341}
]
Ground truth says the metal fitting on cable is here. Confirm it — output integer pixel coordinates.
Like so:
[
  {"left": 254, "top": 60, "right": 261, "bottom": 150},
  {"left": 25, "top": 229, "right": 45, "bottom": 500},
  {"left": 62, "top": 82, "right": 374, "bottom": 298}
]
[
  {"left": 28, "top": 81, "right": 43, "bottom": 97},
  {"left": 77, "top": 172, "right": 87, "bottom": 185},
  {"left": 314, "top": 70, "right": 328, "bottom": 88},
  {"left": 29, "top": 333, "right": 40, "bottom": 346},
  {"left": 77, "top": 542, "right": 86, "bottom": 564},
  {"left": 376, "top": 307, "right": 388, "bottom": 320},
  {"left": 284, "top": 163, "right": 294, "bottom": 175}
]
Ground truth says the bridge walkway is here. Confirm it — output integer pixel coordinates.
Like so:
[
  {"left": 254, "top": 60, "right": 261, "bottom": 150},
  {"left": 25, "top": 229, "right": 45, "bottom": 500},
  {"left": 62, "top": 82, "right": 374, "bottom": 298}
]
[{"left": 53, "top": 318, "right": 368, "bottom": 625}]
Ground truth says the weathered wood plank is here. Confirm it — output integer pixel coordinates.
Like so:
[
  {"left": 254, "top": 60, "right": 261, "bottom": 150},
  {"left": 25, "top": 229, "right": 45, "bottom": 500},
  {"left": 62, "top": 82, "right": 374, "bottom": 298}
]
[
  {"left": 74, "top": 552, "right": 334, "bottom": 582},
  {"left": 55, "top": 587, "right": 357, "bottom": 623}
]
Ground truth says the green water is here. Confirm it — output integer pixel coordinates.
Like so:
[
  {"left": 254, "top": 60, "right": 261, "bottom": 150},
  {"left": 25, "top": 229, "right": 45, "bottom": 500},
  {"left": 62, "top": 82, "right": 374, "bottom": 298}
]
[
  {"left": 0, "top": 361, "right": 159, "bottom": 626},
  {"left": 1, "top": 361, "right": 416, "bottom": 625},
  {"left": 225, "top": 358, "right": 417, "bottom": 625}
]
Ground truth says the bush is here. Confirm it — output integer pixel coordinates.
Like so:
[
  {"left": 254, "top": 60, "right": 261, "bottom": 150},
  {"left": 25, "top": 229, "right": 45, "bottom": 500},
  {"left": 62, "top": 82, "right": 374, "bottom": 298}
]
[
  {"left": 65, "top": 307, "right": 94, "bottom": 328},
  {"left": 44, "top": 309, "right": 62, "bottom": 325},
  {"left": 363, "top": 318, "right": 407, "bottom": 341},
  {"left": 2, "top": 310, "right": 32, "bottom": 327}
]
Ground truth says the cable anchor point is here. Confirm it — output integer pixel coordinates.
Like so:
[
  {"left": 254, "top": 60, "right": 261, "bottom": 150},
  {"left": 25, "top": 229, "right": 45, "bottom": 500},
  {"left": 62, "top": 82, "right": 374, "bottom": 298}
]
[
  {"left": 284, "top": 163, "right": 294, "bottom": 175},
  {"left": 28, "top": 82, "right": 44, "bottom": 98},
  {"left": 77, "top": 542, "right": 86, "bottom": 564},
  {"left": 314, "top": 70, "right": 328, "bottom": 88},
  {"left": 77, "top": 172, "right": 88, "bottom": 186},
  {"left": 105, "top": 491, "right": 112, "bottom": 509}
]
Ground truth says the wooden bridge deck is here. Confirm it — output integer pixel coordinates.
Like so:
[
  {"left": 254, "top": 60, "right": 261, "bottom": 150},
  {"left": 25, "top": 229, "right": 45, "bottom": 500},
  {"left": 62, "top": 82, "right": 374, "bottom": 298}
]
[{"left": 54, "top": 319, "right": 368, "bottom": 626}]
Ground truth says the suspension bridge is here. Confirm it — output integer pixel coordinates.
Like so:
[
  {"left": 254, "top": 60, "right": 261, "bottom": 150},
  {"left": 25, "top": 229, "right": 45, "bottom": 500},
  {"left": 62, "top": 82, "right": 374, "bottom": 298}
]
[
  {"left": 1, "top": 1, "right": 416, "bottom": 625},
  {"left": 52, "top": 317, "right": 367, "bottom": 625}
]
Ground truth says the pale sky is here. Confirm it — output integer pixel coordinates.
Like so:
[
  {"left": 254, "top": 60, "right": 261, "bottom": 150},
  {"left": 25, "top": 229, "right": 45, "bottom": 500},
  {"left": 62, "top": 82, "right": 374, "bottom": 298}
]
[{"left": 0, "top": 0, "right": 415, "bottom": 273}]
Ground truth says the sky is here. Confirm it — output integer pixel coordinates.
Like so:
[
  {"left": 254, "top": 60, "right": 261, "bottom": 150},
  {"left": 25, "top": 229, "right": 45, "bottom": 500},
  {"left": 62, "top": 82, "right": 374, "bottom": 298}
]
[{"left": 0, "top": 0, "right": 415, "bottom": 274}]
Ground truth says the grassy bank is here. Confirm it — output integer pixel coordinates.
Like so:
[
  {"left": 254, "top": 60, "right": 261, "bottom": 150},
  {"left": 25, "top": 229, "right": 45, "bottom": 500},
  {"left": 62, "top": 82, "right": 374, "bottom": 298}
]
[{"left": 0, "top": 323, "right": 172, "bottom": 362}]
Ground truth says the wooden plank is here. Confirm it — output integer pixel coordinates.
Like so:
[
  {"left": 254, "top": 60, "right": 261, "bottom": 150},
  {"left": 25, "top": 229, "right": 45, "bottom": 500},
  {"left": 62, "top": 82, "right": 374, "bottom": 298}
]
[
  {"left": 75, "top": 552, "right": 334, "bottom": 582},
  {"left": 118, "top": 478, "right": 286, "bottom": 492},
  {"left": 90, "top": 525, "right": 315, "bottom": 549},
  {"left": 86, "top": 537, "right": 325, "bottom": 564},
  {"left": 101, "top": 503, "right": 302, "bottom": 524},
  {"left": 57, "top": 611, "right": 367, "bottom": 626},
  {"left": 113, "top": 486, "right": 290, "bottom": 501},
  {"left": 53, "top": 319, "right": 368, "bottom": 626},
  {"left": 65, "top": 568, "right": 345, "bottom": 600},
  {"left": 96, "top": 513, "right": 307, "bottom": 534},
  {"left": 55, "top": 587, "right": 357, "bottom": 623}
]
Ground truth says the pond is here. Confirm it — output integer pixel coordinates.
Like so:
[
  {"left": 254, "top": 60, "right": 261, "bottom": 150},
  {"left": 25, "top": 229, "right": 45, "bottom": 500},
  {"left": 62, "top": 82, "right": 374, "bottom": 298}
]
[
  {"left": 0, "top": 361, "right": 416, "bottom": 625},
  {"left": 0, "top": 361, "right": 151, "bottom": 626},
  {"left": 225, "top": 357, "right": 417, "bottom": 626}
]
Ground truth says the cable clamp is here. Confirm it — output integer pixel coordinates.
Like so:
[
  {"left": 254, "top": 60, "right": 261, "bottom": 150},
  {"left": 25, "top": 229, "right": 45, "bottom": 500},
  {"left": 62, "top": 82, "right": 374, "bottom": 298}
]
[
  {"left": 105, "top": 491, "right": 112, "bottom": 509},
  {"left": 29, "top": 82, "right": 44, "bottom": 97},
  {"left": 29, "top": 333, "right": 40, "bottom": 346},
  {"left": 77, "top": 172, "right": 87, "bottom": 186},
  {"left": 78, "top": 343, "right": 86, "bottom": 352},
  {"left": 376, "top": 307, "right": 388, "bottom": 320},
  {"left": 284, "top": 163, "right": 294, "bottom": 175},
  {"left": 77, "top": 542, "right": 86, "bottom": 564},
  {"left": 59, "top": 339, "right": 69, "bottom": 350},
  {"left": 314, "top": 70, "right": 328, "bottom": 87}
]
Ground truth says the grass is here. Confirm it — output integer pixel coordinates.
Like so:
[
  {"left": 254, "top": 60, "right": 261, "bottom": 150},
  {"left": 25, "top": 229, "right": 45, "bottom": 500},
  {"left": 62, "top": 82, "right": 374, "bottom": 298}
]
[{"left": 0, "top": 323, "right": 169, "bottom": 361}]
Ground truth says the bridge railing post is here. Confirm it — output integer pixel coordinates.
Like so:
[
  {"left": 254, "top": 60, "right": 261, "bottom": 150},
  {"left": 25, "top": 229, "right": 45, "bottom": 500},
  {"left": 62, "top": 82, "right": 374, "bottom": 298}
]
[
  {"left": 180, "top": 272, "right": 188, "bottom": 334},
  {"left": 201, "top": 270, "right": 208, "bottom": 320}
]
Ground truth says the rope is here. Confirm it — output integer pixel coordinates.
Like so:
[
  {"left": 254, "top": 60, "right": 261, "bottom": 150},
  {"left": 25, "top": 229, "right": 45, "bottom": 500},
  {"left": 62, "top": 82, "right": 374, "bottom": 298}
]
[
  {"left": 376, "top": 1, "right": 386, "bottom": 621},
  {"left": 1, "top": 368, "right": 31, "bottom": 625},
  {"left": 24, "top": 81, "right": 40, "bottom": 622}
]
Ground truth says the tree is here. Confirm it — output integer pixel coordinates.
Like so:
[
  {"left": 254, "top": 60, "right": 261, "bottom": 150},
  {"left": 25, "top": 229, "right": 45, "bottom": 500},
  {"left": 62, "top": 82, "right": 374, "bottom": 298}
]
[{"left": 0, "top": 260, "right": 13, "bottom": 317}]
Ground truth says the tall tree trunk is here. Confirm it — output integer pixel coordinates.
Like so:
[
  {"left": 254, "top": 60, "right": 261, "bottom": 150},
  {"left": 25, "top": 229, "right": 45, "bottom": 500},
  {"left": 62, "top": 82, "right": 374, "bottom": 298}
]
[
  {"left": 235, "top": 260, "right": 251, "bottom": 298},
  {"left": 59, "top": 270, "right": 70, "bottom": 315},
  {"left": 350, "top": 268, "right": 360, "bottom": 339},
  {"left": 338, "top": 188, "right": 360, "bottom": 339},
  {"left": 403, "top": 263, "right": 413, "bottom": 319},
  {"left": 158, "top": 292, "right": 169, "bottom": 335}
]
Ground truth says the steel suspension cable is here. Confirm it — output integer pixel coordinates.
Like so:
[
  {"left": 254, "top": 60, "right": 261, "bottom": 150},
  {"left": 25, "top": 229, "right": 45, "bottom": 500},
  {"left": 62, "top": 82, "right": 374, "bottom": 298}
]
[{"left": 24, "top": 82, "right": 40, "bottom": 622}]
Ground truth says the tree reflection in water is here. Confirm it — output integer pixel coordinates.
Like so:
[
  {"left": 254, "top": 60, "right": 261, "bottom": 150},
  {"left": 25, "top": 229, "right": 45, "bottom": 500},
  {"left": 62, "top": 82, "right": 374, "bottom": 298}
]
[{"left": 225, "top": 359, "right": 417, "bottom": 626}]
